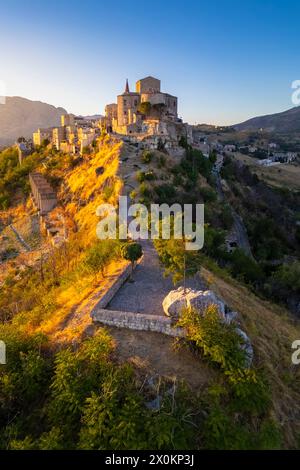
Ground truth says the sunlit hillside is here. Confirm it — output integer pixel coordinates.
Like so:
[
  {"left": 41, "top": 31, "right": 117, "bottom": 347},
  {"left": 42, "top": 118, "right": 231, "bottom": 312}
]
[{"left": 64, "top": 135, "right": 123, "bottom": 243}]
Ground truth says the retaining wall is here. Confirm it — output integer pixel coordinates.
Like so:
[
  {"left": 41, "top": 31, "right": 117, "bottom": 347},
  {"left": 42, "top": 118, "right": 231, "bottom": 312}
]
[
  {"left": 91, "top": 308, "right": 185, "bottom": 337},
  {"left": 90, "top": 254, "right": 184, "bottom": 338},
  {"left": 94, "top": 263, "right": 134, "bottom": 309}
]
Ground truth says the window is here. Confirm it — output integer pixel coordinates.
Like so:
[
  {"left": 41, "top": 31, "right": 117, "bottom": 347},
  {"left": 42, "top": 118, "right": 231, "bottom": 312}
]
[
  {"left": 124, "top": 111, "right": 127, "bottom": 115},
  {"left": 134, "top": 100, "right": 138, "bottom": 106},
  {"left": 124, "top": 99, "right": 127, "bottom": 105}
]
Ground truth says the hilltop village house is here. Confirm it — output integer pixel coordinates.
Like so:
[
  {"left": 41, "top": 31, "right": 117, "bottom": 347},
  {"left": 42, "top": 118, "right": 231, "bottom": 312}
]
[{"left": 33, "top": 114, "right": 100, "bottom": 154}]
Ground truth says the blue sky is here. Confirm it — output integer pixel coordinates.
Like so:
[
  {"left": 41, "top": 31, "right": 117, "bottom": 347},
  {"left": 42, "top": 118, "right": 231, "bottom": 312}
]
[{"left": 0, "top": 0, "right": 299, "bottom": 124}]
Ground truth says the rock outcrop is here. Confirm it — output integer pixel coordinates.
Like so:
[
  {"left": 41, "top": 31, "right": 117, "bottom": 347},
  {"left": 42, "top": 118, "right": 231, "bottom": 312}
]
[
  {"left": 162, "top": 286, "right": 253, "bottom": 366},
  {"left": 162, "top": 287, "right": 226, "bottom": 320}
]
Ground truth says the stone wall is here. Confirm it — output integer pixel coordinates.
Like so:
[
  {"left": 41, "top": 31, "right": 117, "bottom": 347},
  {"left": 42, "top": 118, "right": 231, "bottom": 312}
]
[
  {"left": 90, "top": 255, "right": 184, "bottom": 338},
  {"left": 91, "top": 308, "right": 185, "bottom": 337},
  {"left": 94, "top": 263, "right": 133, "bottom": 309}
]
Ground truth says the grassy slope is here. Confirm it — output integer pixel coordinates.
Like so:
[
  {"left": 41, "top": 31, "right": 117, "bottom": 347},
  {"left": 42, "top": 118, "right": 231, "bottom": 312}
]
[
  {"left": 201, "top": 265, "right": 300, "bottom": 446},
  {"left": 1, "top": 135, "right": 128, "bottom": 342},
  {"left": 234, "top": 151, "right": 300, "bottom": 190},
  {"left": 121, "top": 144, "right": 300, "bottom": 446},
  {"left": 1, "top": 137, "right": 300, "bottom": 446}
]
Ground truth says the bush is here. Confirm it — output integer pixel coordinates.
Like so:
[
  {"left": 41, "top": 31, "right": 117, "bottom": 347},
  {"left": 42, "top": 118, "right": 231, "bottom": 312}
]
[
  {"left": 199, "top": 186, "right": 217, "bottom": 202},
  {"left": 103, "top": 185, "right": 114, "bottom": 202},
  {"left": 177, "top": 305, "right": 247, "bottom": 371},
  {"left": 136, "top": 171, "right": 145, "bottom": 183},
  {"left": 121, "top": 242, "right": 143, "bottom": 273},
  {"left": 141, "top": 150, "right": 153, "bottom": 163},
  {"left": 229, "top": 249, "right": 264, "bottom": 286},
  {"left": 154, "top": 184, "right": 176, "bottom": 203},
  {"left": 139, "top": 182, "right": 151, "bottom": 198},
  {"left": 84, "top": 240, "right": 119, "bottom": 277}
]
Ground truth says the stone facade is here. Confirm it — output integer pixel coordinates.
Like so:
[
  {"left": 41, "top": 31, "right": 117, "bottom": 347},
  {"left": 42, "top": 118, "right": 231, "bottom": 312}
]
[
  {"left": 91, "top": 308, "right": 185, "bottom": 337},
  {"left": 52, "top": 126, "right": 66, "bottom": 150},
  {"left": 136, "top": 76, "right": 161, "bottom": 94},
  {"left": 61, "top": 113, "right": 75, "bottom": 127},
  {"left": 105, "top": 103, "right": 118, "bottom": 121},
  {"left": 32, "top": 113, "right": 100, "bottom": 154},
  {"left": 33, "top": 127, "right": 53, "bottom": 146},
  {"left": 104, "top": 76, "right": 179, "bottom": 137},
  {"left": 29, "top": 172, "right": 57, "bottom": 215}
]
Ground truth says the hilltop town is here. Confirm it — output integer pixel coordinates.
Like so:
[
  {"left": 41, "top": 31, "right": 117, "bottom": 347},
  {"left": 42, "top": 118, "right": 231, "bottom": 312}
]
[
  {"left": 26, "top": 76, "right": 191, "bottom": 156},
  {"left": 0, "top": 75, "right": 300, "bottom": 451}
]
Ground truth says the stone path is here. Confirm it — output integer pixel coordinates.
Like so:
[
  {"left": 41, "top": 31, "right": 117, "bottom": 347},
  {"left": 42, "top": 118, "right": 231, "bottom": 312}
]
[{"left": 108, "top": 240, "right": 205, "bottom": 315}]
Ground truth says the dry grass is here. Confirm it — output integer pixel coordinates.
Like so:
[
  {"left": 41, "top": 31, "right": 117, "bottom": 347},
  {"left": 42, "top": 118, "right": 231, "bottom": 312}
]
[
  {"left": 234, "top": 152, "right": 300, "bottom": 190},
  {"left": 64, "top": 135, "right": 123, "bottom": 244},
  {"left": 36, "top": 258, "right": 128, "bottom": 345},
  {"left": 202, "top": 266, "right": 300, "bottom": 447}
]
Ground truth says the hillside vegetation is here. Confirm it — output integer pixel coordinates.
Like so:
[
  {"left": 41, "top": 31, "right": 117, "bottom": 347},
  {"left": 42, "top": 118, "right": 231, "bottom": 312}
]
[{"left": 0, "top": 136, "right": 300, "bottom": 449}]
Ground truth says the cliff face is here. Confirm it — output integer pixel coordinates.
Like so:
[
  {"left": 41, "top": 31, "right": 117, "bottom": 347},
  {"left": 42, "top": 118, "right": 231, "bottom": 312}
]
[{"left": 0, "top": 96, "right": 66, "bottom": 146}]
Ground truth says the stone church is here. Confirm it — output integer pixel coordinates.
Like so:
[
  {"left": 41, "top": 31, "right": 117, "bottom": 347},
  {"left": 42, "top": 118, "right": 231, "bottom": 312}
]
[{"left": 104, "top": 76, "right": 178, "bottom": 136}]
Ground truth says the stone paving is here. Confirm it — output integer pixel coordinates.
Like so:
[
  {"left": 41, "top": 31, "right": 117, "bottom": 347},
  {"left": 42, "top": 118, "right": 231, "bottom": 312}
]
[{"left": 108, "top": 240, "right": 205, "bottom": 315}]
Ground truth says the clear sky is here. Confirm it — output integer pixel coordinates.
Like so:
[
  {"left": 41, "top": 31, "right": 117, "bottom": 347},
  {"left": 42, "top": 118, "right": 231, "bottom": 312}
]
[{"left": 1, "top": 0, "right": 299, "bottom": 125}]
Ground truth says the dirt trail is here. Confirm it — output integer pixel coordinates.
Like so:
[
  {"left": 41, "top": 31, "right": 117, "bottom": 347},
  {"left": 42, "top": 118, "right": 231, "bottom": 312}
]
[{"left": 107, "top": 326, "right": 216, "bottom": 389}]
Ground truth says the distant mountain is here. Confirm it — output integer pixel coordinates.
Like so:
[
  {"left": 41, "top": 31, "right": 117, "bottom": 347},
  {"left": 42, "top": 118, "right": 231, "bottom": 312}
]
[
  {"left": 234, "top": 106, "right": 300, "bottom": 133},
  {"left": 0, "top": 96, "right": 67, "bottom": 147},
  {"left": 81, "top": 114, "right": 103, "bottom": 121}
]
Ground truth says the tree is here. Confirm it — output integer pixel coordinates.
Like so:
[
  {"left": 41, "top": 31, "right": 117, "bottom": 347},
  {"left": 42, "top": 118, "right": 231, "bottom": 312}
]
[
  {"left": 85, "top": 240, "right": 118, "bottom": 278},
  {"left": 154, "top": 238, "right": 200, "bottom": 291},
  {"left": 121, "top": 242, "right": 143, "bottom": 274},
  {"left": 138, "top": 101, "right": 151, "bottom": 115},
  {"left": 141, "top": 150, "right": 153, "bottom": 163},
  {"left": 41, "top": 138, "right": 50, "bottom": 147}
]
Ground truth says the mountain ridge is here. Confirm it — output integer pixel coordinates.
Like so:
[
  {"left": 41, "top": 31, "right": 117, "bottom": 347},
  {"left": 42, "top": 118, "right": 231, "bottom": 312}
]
[
  {"left": 234, "top": 105, "right": 300, "bottom": 132},
  {"left": 0, "top": 96, "right": 67, "bottom": 147}
]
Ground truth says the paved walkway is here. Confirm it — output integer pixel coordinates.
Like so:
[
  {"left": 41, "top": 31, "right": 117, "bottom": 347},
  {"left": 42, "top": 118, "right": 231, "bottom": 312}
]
[{"left": 108, "top": 240, "right": 205, "bottom": 316}]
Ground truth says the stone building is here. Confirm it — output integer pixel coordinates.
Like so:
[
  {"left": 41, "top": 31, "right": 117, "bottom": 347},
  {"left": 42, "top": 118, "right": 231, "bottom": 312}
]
[
  {"left": 106, "top": 76, "right": 179, "bottom": 136},
  {"left": 117, "top": 79, "right": 141, "bottom": 128},
  {"left": 29, "top": 172, "right": 57, "bottom": 215},
  {"left": 16, "top": 140, "right": 33, "bottom": 164},
  {"left": 136, "top": 76, "right": 161, "bottom": 94},
  {"left": 33, "top": 128, "right": 53, "bottom": 146},
  {"left": 105, "top": 103, "right": 118, "bottom": 121},
  {"left": 52, "top": 126, "right": 66, "bottom": 150},
  {"left": 61, "top": 113, "right": 75, "bottom": 127}
]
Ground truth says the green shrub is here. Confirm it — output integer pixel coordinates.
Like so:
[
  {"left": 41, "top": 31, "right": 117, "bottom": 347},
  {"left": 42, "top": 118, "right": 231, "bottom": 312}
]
[
  {"left": 103, "top": 185, "right": 114, "bottom": 202},
  {"left": 141, "top": 150, "right": 153, "bottom": 163},
  {"left": 121, "top": 242, "right": 143, "bottom": 273},
  {"left": 154, "top": 184, "right": 176, "bottom": 203},
  {"left": 139, "top": 182, "right": 151, "bottom": 198},
  {"left": 199, "top": 186, "right": 217, "bottom": 202},
  {"left": 177, "top": 305, "right": 247, "bottom": 371},
  {"left": 84, "top": 240, "right": 119, "bottom": 276},
  {"left": 136, "top": 171, "right": 145, "bottom": 183}
]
